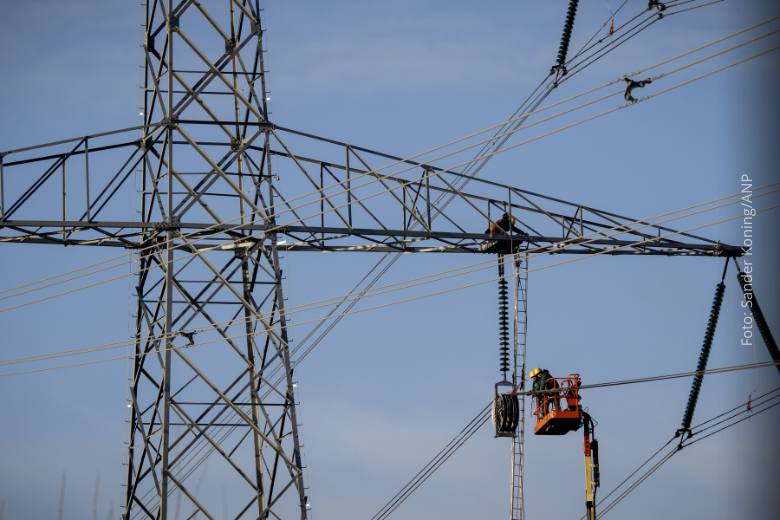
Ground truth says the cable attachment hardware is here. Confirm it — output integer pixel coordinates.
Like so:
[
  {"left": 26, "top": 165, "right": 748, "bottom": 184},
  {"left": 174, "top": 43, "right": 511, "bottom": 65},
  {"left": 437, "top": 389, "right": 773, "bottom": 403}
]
[
  {"left": 648, "top": 1, "right": 667, "bottom": 12},
  {"left": 674, "top": 426, "right": 692, "bottom": 448},
  {"left": 177, "top": 330, "right": 197, "bottom": 347},
  {"left": 648, "top": 1, "right": 667, "bottom": 18},
  {"left": 623, "top": 76, "right": 653, "bottom": 103}
]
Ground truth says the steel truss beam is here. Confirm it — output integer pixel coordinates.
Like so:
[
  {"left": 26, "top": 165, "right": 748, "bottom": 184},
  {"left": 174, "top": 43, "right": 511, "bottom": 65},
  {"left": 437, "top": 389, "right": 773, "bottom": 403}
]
[{"left": 0, "top": 123, "right": 740, "bottom": 258}]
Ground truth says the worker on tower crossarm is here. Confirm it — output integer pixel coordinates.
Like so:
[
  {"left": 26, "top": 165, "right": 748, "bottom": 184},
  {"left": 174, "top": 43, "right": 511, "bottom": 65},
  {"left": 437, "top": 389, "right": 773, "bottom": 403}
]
[
  {"left": 530, "top": 367, "right": 561, "bottom": 415},
  {"left": 486, "top": 212, "right": 521, "bottom": 237}
]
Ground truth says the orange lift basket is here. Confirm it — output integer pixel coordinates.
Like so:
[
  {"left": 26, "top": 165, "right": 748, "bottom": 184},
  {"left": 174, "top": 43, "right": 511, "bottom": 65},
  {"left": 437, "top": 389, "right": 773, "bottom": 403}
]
[{"left": 533, "top": 373, "right": 582, "bottom": 435}]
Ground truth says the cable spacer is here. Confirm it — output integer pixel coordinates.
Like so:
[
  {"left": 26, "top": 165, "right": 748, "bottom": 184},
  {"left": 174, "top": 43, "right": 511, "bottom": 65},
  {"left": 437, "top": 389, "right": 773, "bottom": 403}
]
[{"left": 623, "top": 76, "right": 653, "bottom": 103}]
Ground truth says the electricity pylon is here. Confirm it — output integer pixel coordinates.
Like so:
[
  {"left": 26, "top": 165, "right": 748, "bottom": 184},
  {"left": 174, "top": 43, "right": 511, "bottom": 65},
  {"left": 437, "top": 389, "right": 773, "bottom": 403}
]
[{"left": 0, "top": 1, "right": 741, "bottom": 518}]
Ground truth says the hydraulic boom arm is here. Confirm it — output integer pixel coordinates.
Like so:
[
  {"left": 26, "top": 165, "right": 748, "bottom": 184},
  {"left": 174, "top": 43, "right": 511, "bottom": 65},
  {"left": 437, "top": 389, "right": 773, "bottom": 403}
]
[{"left": 583, "top": 412, "right": 600, "bottom": 520}]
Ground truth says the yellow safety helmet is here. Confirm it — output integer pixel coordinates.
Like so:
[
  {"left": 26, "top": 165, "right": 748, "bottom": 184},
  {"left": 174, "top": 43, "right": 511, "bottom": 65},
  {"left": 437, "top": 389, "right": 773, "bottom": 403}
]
[{"left": 529, "top": 367, "right": 542, "bottom": 378}]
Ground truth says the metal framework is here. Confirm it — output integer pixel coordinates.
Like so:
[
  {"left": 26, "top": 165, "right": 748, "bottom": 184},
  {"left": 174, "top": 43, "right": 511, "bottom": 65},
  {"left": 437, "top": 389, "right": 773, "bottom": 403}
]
[
  {"left": 0, "top": 2, "right": 743, "bottom": 519},
  {"left": 510, "top": 253, "right": 528, "bottom": 520}
]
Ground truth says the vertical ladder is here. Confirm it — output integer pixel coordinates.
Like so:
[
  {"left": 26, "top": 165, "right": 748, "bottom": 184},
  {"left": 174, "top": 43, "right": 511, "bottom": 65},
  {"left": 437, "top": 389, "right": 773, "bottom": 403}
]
[{"left": 510, "top": 253, "right": 529, "bottom": 520}]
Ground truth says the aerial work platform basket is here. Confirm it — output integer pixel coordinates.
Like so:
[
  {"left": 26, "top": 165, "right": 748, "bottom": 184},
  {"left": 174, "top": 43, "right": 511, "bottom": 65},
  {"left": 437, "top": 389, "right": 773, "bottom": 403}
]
[{"left": 533, "top": 374, "right": 582, "bottom": 435}]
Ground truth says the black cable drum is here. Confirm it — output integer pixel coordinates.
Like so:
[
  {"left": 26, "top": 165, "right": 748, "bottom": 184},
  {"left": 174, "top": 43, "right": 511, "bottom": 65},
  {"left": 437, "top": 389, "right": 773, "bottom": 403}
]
[{"left": 492, "top": 392, "right": 520, "bottom": 437}]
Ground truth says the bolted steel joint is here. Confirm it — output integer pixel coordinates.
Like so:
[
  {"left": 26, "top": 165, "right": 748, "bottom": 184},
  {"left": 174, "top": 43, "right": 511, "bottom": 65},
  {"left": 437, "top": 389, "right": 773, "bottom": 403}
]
[
  {"left": 162, "top": 115, "right": 179, "bottom": 129},
  {"left": 225, "top": 37, "right": 236, "bottom": 55}
]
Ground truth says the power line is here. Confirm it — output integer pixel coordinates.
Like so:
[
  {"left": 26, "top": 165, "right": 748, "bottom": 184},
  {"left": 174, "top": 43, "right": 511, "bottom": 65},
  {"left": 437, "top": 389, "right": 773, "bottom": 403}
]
[
  {"left": 1, "top": 4, "right": 764, "bottom": 307},
  {"left": 134, "top": 3, "right": 768, "bottom": 516},
  {"left": 4, "top": 40, "right": 776, "bottom": 315},
  {"left": 140, "top": 14, "right": 756, "bottom": 506},
  {"left": 7, "top": 202, "right": 777, "bottom": 511},
  {"left": 108, "top": 4, "right": 748, "bottom": 510},
  {"left": 370, "top": 405, "right": 492, "bottom": 520},
  {"left": 374, "top": 363, "right": 780, "bottom": 520},
  {"left": 2, "top": 186, "right": 775, "bottom": 374},
  {"left": 526, "top": 361, "right": 780, "bottom": 396},
  {"left": 597, "top": 391, "right": 780, "bottom": 517}
]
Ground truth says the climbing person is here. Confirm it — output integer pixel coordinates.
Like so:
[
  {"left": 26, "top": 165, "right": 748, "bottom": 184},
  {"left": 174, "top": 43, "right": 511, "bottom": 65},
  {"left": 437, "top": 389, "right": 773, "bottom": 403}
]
[
  {"left": 486, "top": 212, "right": 520, "bottom": 237},
  {"left": 530, "top": 367, "right": 561, "bottom": 415}
]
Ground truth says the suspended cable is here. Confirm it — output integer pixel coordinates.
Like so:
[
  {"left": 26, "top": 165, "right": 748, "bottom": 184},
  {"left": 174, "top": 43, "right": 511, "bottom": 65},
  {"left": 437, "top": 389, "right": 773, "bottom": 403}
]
[
  {"left": 583, "top": 386, "right": 780, "bottom": 519},
  {"left": 0, "top": 0, "right": 749, "bottom": 304},
  {"left": 569, "top": 0, "right": 631, "bottom": 63},
  {"left": 684, "top": 399, "right": 780, "bottom": 446},
  {"left": 370, "top": 405, "right": 491, "bottom": 520},
  {"left": 528, "top": 361, "right": 780, "bottom": 397},
  {"left": 690, "top": 386, "right": 780, "bottom": 437},
  {"left": 4, "top": 38, "right": 777, "bottom": 315},
  {"left": 143, "top": 3, "right": 750, "bottom": 507},
  {"left": 3, "top": 184, "right": 775, "bottom": 373},
  {"left": 117, "top": 4, "right": 748, "bottom": 502},
  {"left": 598, "top": 394, "right": 780, "bottom": 517},
  {"left": 380, "top": 363, "right": 780, "bottom": 520}
]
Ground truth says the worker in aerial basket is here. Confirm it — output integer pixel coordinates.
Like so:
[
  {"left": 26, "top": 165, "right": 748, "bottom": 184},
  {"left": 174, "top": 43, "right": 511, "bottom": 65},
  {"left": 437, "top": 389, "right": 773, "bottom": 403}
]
[
  {"left": 530, "top": 367, "right": 561, "bottom": 415},
  {"left": 486, "top": 212, "right": 521, "bottom": 237}
]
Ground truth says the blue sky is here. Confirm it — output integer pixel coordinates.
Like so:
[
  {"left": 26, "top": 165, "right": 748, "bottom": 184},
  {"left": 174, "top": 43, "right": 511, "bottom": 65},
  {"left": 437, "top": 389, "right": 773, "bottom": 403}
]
[{"left": 1, "top": 1, "right": 779, "bottom": 519}]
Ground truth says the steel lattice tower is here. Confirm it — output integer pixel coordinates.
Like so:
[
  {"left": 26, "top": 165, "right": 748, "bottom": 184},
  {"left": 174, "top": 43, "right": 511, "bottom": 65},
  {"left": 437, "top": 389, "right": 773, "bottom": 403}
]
[{"left": 127, "top": 1, "right": 307, "bottom": 518}]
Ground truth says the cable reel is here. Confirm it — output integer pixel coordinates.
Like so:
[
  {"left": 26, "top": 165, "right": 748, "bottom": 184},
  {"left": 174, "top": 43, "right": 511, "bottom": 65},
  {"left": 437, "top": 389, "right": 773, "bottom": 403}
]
[{"left": 492, "top": 383, "right": 520, "bottom": 438}]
